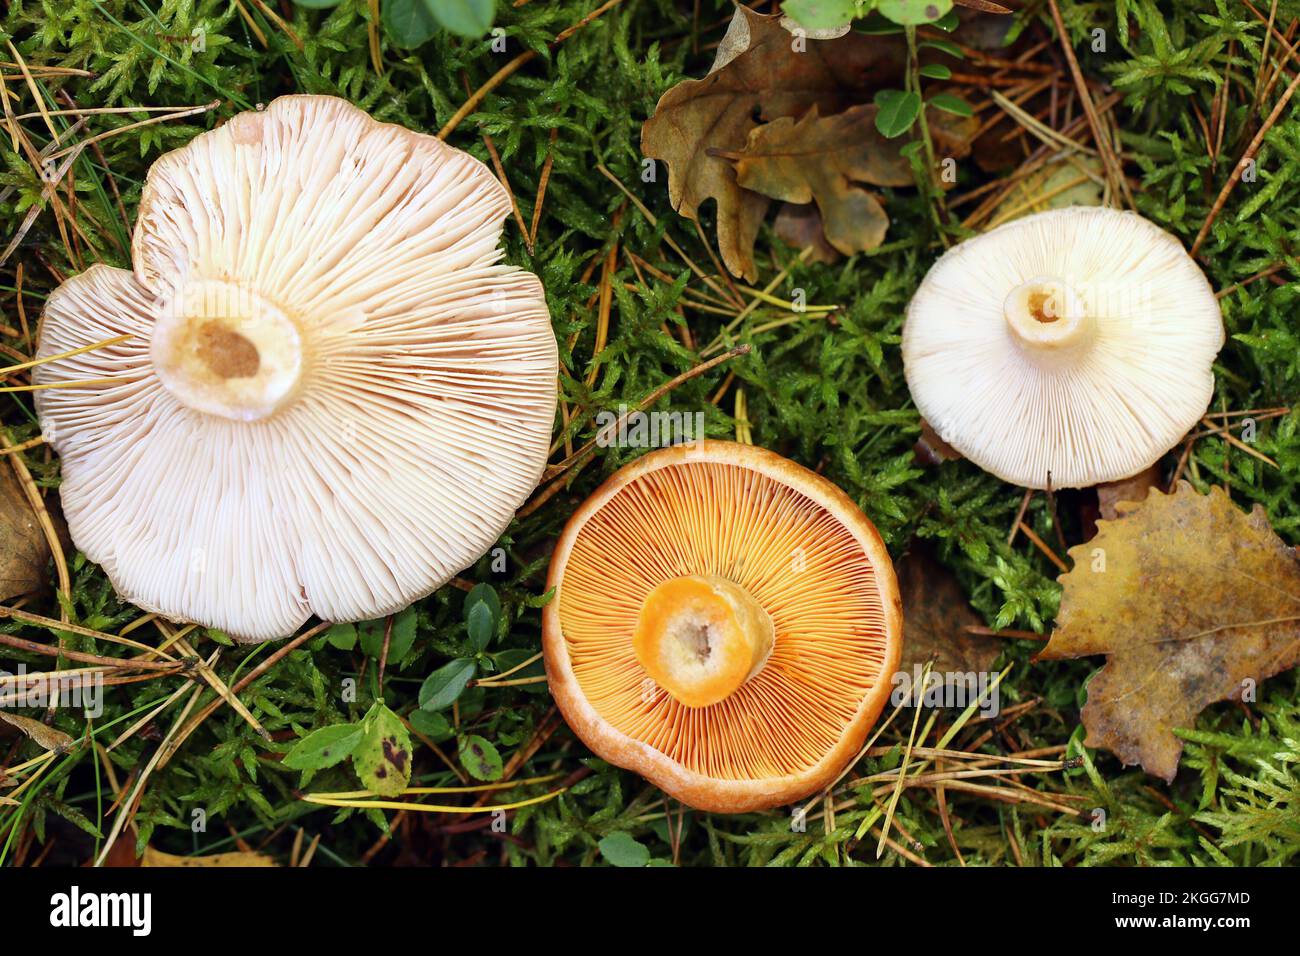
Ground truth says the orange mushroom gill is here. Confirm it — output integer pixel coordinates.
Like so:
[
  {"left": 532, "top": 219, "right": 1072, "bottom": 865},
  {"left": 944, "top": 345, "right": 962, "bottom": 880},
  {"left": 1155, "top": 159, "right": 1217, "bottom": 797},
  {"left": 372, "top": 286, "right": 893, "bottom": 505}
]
[{"left": 551, "top": 445, "right": 897, "bottom": 790}]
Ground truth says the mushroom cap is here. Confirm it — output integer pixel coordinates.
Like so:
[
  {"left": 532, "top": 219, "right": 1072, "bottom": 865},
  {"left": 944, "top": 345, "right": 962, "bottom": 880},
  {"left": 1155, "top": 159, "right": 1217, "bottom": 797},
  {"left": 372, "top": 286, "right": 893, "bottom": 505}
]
[
  {"left": 902, "top": 206, "right": 1224, "bottom": 489},
  {"left": 543, "top": 440, "right": 903, "bottom": 813},
  {"left": 34, "top": 95, "right": 557, "bottom": 641}
]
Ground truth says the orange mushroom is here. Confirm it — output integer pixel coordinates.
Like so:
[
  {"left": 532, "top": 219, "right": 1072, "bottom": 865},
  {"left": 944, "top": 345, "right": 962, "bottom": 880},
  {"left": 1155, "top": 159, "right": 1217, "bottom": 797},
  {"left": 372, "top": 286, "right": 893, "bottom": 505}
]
[{"left": 543, "top": 441, "right": 903, "bottom": 813}]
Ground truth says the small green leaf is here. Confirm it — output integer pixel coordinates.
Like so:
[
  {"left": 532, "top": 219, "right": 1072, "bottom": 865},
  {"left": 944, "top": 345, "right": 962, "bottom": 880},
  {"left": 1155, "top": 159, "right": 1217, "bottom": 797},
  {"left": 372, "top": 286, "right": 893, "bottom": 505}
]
[
  {"left": 428, "top": 0, "right": 495, "bottom": 37},
  {"left": 325, "top": 622, "right": 357, "bottom": 651},
  {"left": 934, "top": 8, "right": 959, "bottom": 30},
  {"left": 919, "top": 63, "right": 951, "bottom": 80},
  {"left": 928, "top": 93, "right": 974, "bottom": 117},
  {"left": 419, "top": 658, "right": 477, "bottom": 710},
  {"left": 465, "top": 582, "right": 501, "bottom": 625},
  {"left": 354, "top": 702, "right": 412, "bottom": 797},
  {"left": 358, "top": 618, "right": 386, "bottom": 657},
  {"left": 780, "top": 0, "right": 857, "bottom": 30},
  {"left": 283, "top": 723, "right": 363, "bottom": 771},
  {"left": 877, "top": 0, "right": 953, "bottom": 26},
  {"left": 598, "top": 832, "right": 651, "bottom": 867},
  {"left": 899, "top": 139, "right": 926, "bottom": 158},
  {"left": 409, "top": 709, "right": 452, "bottom": 740},
  {"left": 388, "top": 607, "right": 418, "bottom": 661},
  {"left": 874, "top": 89, "right": 922, "bottom": 138},
  {"left": 466, "top": 601, "right": 494, "bottom": 653},
  {"left": 383, "top": 0, "right": 439, "bottom": 47},
  {"left": 458, "top": 734, "right": 503, "bottom": 781},
  {"left": 920, "top": 39, "right": 964, "bottom": 57},
  {"left": 290, "top": 0, "right": 343, "bottom": 8}
]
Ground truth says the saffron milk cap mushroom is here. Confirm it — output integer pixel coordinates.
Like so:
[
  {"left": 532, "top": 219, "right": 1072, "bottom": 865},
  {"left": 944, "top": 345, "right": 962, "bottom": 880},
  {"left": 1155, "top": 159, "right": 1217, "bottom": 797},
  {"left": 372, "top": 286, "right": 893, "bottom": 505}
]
[
  {"left": 902, "top": 206, "right": 1224, "bottom": 489},
  {"left": 33, "top": 95, "right": 557, "bottom": 642},
  {"left": 543, "top": 440, "right": 903, "bottom": 813}
]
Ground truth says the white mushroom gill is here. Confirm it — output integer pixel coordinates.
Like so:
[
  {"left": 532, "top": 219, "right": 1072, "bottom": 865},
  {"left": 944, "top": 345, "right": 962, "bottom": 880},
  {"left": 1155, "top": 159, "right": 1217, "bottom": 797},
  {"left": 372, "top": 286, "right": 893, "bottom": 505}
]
[
  {"left": 33, "top": 96, "right": 558, "bottom": 642},
  {"left": 902, "top": 206, "right": 1224, "bottom": 490}
]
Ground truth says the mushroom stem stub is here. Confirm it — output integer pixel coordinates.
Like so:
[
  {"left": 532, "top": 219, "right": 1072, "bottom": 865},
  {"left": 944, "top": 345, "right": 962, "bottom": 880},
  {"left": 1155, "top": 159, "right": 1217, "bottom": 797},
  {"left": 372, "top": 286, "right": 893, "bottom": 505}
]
[
  {"left": 152, "top": 278, "right": 303, "bottom": 421},
  {"left": 632, "top": 574, "right": 774, "bottom": 708},
  {"left": 1002, "top": 276, "right": 1091, "bottom": 351}
]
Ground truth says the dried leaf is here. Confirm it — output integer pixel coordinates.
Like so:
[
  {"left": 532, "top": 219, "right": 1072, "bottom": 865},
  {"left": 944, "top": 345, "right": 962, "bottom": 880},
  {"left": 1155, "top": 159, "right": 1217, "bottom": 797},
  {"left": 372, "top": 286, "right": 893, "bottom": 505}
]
[
  {"left": 0, "top": 460, "right": 50, "bottom": 602},
  {"left": 1040, "top": 483, "right": 1300, "bottom": 782},
  {"left": 641, "top": 5, "right": 904, "bottom": 280},
  {"left": 990, "top": 157, "right": 1104, "bottom": 224},
  {"left": 1096, "top": 464, "right": 1160, "bottom": 521},
  {"left": 141, "top": 847, "right": 278, "bottom": 867},
  {"left": 914, "top": 418, "right": 962, "bottom": 465},
  {"left": 773, "top": 202, "right": 841, "bottom": 263},
  {"left": 0, "top": 711, "right": 75, "bottom": 754},
  {"left": 897, "top": 543, "right": 1000, "bottom": 677},
  {"left": 733, "top": 105, "right": 910, "bottom": 255},
  {"left": 954, "top": 0, "right": 1012, "bottom": 13}
]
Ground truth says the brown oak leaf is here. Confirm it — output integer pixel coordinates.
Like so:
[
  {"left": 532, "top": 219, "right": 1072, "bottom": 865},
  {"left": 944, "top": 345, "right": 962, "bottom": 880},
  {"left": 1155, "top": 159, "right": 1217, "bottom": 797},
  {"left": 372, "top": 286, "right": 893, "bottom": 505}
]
[
  {"left": 773, "top": 202, "right": 841, "bottom": 263},
  {"left": 640, "top": 5, "right": 905, "bottom": 281},
  {"left": 1095, "top": 463, "right": 1160, "bottom": 522},
  {"left": 897, "top": 542, "right": 1001, "bottom": 679},
  {"left": 0, "top": 460, "right": 51, "bottom": 602},
  {"left": 1039, "top": 482, "right": 1300, "bottom": 782},
  {"left": 733, "top": 104, "right": 910, "bottom": 256}
]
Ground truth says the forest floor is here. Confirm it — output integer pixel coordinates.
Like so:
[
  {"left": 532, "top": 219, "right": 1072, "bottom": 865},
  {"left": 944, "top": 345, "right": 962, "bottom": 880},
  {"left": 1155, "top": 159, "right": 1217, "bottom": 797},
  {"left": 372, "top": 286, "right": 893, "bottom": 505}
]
[{"left": 0, "top": 0, "right": 1297, "bottom": 866}]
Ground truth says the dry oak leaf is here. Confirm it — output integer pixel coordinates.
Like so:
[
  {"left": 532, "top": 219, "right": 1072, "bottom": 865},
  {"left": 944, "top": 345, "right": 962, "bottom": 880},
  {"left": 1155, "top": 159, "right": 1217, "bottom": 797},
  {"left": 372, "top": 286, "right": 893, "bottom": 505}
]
[
  {"left": 733, "top": 104, "right": 910, "bottom": 256},
  {"left": 897, "top": 542, "right": 1001, "bottom": 678},
  {"left": 1095, "top": 463, "right": 1160, "bottom": 522},
  {"left": 641, "top": 5, "right": 905, "bottom": 281},
  {"left": 1039, "top": 482, "right": 1300, "bottom": 782},
  {"left": 0, "top": 459, "right": 51, "bottom": 602},
  {"left": 773, "top": 201, "right": 841, "bottom": 263}
]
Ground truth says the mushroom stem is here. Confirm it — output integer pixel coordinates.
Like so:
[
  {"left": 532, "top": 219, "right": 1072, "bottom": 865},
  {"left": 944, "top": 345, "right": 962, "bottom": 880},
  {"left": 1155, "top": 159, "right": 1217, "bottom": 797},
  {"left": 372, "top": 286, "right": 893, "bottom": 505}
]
[
  {"left": 151, "top": 278, "right": 303, "bottom": 421},
  {"left": 632, "top": 574, "right": 774, "bottom": 708},
  {"left": 1003, "top": 276, "right": 1092, "bottom": 352}
]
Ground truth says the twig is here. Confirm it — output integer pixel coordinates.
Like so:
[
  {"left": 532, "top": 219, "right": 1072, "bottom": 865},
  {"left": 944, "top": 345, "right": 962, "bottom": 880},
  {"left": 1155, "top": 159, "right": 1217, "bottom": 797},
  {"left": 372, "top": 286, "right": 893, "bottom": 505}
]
[
  {"left": 439, "top": 0, "right": 626, "bottom": 139},
  {"left": 1045, "top": 0, "right": 1128, "bottom": 205},
  {"left": 541, "top": 345, "right": 751, "bottom": 481},
  {"left": 1191, "top": 52, "right": 1300, "bottom": 255}
]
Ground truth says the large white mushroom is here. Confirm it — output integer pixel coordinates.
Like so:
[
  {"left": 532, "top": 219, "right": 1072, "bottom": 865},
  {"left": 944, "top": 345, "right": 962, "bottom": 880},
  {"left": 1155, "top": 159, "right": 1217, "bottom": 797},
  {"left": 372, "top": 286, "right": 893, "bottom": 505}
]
[
  {"left": 34, "top": 95, "right": 557, "bottom": 642},
  {"left": 902, "top": 206, "right": 1224, "bottom": 489}
]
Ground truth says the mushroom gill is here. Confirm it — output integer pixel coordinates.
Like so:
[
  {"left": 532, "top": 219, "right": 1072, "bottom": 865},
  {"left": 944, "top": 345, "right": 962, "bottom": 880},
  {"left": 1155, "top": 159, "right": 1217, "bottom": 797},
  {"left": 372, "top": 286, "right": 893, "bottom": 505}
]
[
  {"left": 545, "top": 441, "right": 903, "bottom": 810},
  {"left": 33, "top": 95, "right": 558, "bottom": 642}
]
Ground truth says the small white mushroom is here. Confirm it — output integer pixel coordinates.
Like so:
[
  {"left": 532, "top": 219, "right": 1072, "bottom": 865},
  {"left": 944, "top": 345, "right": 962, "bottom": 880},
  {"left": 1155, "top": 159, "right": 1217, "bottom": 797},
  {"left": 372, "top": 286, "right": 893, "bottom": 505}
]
[
  {"left": 902, "top": 206, "right": 1224, "bottom": 489},
  {"left": 34, "top": 95, "right": 557, "bottom": 641}
]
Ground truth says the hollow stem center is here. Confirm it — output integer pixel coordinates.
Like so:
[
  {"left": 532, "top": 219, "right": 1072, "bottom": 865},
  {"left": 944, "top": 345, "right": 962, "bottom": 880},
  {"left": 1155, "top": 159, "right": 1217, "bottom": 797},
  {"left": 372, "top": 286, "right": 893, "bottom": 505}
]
[
  {"left": 632, "top": 574, "right": 774, "bottom": 708},
  {"left": 152, "top": 279, "right": 302, "bottom": 421},
  {"left": 1003, "top": 276, "right": 1091, "bottom": 350}
]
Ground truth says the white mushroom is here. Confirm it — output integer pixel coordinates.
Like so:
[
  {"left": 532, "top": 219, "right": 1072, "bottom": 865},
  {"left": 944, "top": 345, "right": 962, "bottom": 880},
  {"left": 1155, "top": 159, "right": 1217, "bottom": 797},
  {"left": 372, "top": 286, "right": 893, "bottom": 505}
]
[
  {"left": 34, "top": 95, "right": 557, "bottom": 642},
  {"left": 902, "top": 206, "right": 1224, "bottom": 489}
]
